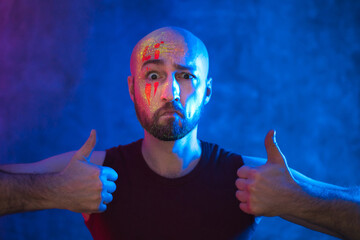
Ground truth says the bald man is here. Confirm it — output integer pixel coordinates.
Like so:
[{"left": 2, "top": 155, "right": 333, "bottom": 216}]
[{"left": 1, "top": 27, "right": 359, "bottom": 240}]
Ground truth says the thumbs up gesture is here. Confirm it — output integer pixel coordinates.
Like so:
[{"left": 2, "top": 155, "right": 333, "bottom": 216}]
[
  {"left": 235, "top": 130, "right": 301, "bottom": 216},
  {"left": 55, "top": 130, "right": 118, "bottom": 213}
]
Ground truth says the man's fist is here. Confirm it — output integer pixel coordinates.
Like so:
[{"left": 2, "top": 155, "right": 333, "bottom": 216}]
[
  {"left": 55, "top": 130, "right": 118, "bottom": 213},
  {"left": 235, "top": 130, "right": 301, "bottom": 216}
]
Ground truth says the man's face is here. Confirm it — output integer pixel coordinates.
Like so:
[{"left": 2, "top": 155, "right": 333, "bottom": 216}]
[{"left": 128, "top": 28, "right": 211, "bottom": 141}]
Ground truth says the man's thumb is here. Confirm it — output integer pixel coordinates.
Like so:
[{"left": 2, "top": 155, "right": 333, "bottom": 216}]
[
  {"left": 77, "top": 129, "right": 97, "bottom": 162},
  {"left": 264, "top": 130, "right": 286, "bottom": 165}
]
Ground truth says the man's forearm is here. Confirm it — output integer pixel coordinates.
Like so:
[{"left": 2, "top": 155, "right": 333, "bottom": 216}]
[
  {"left": 238, "top": 132, "right": 359, "bottom": 239},
  {"left": 0, "top": 170, "right": 58, "bottom": 215},
  {"left": 0, "top": 131, "right": 117, "bottom": 216},
  {"left": 285, "top": 172, "right": 360, "bottom": 240}
]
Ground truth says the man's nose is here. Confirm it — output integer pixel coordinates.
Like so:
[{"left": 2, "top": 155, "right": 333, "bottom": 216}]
[{"left": 161, "top": 74, "right": 180, "bottom": 102}]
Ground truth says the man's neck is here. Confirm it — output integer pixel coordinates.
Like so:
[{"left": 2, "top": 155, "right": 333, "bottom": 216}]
[{"left": 141, "top": 126, "right": 201, "bottom": 178}]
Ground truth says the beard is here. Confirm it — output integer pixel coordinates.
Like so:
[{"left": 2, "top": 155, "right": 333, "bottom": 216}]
[{"left": 134, "top": 99, "right": 204, "bottom": 141}]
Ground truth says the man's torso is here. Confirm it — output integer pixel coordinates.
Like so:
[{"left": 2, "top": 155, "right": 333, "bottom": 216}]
[{"left": 85, "top": 139, "right": 256, "bottom": 240}]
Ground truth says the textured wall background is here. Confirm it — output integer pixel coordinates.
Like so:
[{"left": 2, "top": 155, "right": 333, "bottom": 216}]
[{"left": 0, "top": 0, "right": 359, "bottom": 239}]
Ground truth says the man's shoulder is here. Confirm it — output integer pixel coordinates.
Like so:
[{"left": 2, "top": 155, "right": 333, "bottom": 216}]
[
  {"left": 200, "top": 140, "right": 267, "bottom": 167},
  {"left": 201, "top": 140, "right": 241, "bottom": 157},
  {"left": 106, "top": 139, "right": 143, "bottom": 152},
  {"left": 200, "top": 140, "right": 243, "bottom": 167},
  {"left": 102, "top": 139, "right": 143, "bottom": 166}
]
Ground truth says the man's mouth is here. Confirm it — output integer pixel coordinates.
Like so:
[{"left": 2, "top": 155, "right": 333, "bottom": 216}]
[{"left": 160, "top": 109, "right": 183, "bottom": 118}]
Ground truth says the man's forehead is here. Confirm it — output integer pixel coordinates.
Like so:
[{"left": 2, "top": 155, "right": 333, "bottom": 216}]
[
  {"left": 140, "top": 40, "right": 187, "bottom": 61},
  {"left": 130, "top": 27, "right": 209, "bottom": 75},
  {"left": 133, "top": 31, "right": 191, "bottom": 65}
]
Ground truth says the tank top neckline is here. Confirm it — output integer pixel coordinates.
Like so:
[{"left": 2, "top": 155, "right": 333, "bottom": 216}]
[{"left": 134, "top": 139, "right": 207, "bottom": 186}]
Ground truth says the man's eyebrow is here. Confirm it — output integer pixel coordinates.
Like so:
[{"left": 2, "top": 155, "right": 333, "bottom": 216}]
[
  {"left": 141, "top": 59, "right": 195, "bottom": 71},
  {"left": 173, "top": 63, "right": 195, "bottom": 71},
  {"left": 141, "top": 59, "right": 164, "bottom": 69}
]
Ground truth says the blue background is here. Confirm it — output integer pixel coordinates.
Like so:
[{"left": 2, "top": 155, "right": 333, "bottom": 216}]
[{"left": 0, "top": 0, "right": 359, "bottom": 239}]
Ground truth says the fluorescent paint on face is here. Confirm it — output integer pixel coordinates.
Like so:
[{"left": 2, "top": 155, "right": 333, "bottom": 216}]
[
  {"left": 142, "top": 46, "right": 151, "bottom": 62},
  {"left": 154, "top": 82, "right": 159, "bottom": 96},
  {"left": 137, "top": 38, "right": 186, "bottom": 73},
  {"left": 137, "top": 35, "right": 202, "bottom": 114},
  {"left": 145, "top": 83, "right": 152, "bottom": 105},
  {"left": 154, "top": 50, "right": 160, "bottom": 59},
  {"left": 154, "top": 41, "right": 165, "bottom": 49},
  {"left": 130, "top": 28, "right": 210, "bottom": 141},
  {"left": 144, "top": 81, "right": 159, "bottom": 106},
  {"left": 142, "top": 41, "right": 163, "bottom": 61}
]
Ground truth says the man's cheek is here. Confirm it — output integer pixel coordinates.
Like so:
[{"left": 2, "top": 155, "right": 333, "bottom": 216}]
[
  {"left": 144, "top": 82, "right": 159, "bottom": 105},
  {"left": 145, "top": 83, "right": 151, "bottom": 105},
  {"left": 185, "top": 95, "right": 201, "bottom": 118}
]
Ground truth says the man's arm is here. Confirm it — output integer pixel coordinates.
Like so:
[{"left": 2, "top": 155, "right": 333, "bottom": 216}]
[
  {"left": 0, "top": 130, "right": 117, "bottom": 216},
  {"left": 0, "top": 150, "right": 106, "bottom": 174},
  {"left": 236, "top": 130, "right": 360, "bottom": 240},
  {"left": 283, "top": 170, "right": 359, "bottom": 240}
]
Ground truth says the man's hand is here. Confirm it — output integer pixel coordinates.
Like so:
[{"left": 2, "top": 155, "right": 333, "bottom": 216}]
[
  {"left": 54, "top": 130, "right": 118, "bottom": 213},
  {"left": 235, "top": 130, "right": 301, "bottom": 216}
]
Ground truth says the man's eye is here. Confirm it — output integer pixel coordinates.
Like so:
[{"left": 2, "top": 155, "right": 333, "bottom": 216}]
[
  {"left": 147, "top": 72, "right": 159, "bottom": 80},
  {"left": 177, "top": 72, "right": 194, "bottom": 80}
]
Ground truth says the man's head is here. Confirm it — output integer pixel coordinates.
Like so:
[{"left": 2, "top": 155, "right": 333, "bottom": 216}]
[{"left": 128, "top": 27, "right": 212, "bottom": 141}]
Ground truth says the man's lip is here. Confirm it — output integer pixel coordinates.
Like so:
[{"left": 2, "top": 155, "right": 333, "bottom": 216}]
[{"left": 161, "top": 110, "right": 183, "bottom": 117}]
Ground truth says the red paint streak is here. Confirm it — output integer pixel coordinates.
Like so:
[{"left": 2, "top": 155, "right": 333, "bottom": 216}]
[
  {"left": 154, "top": 50, "right": 160, "bottom": 59},
  {"left": 146, "top": 67, "right": 149, "bottom": 71},
  {"left": 142, "top": 45, "right": 151, "bottom": 62},
  {"left": 154, "top": 41, "right": 164, "bottom": 48},
  {"left": 145, "top": 84, "right": 152, "bottom": 105},
  {"left": 154, "top": 82, "right": 159, "bottom": 96},
  {"left": 153, "top": 41, "right": 164, "bottom": 59}
]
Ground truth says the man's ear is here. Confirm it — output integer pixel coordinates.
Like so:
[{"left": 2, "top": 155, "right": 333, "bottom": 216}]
[
  {"left": 204, "top": 77, "right": 212, "bottom": 105},
  {"left": 127, "top": 76, "right": 135, "bottom": 102}
]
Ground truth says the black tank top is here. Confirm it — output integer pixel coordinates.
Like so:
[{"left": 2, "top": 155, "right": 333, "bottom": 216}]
[{"left": 85, "top": 139, "right": 256, "bottom": 239}]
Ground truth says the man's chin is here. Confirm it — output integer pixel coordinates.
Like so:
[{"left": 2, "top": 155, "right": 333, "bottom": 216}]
[
  {"left": 155, "top": 136, "right": 181, "bottom": 142},
  {"left": 146, "top": 124, "right": 186, "bottom": 141},
  {"left": 148, "top": 129, "right": 184, "bottom": 142}
]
